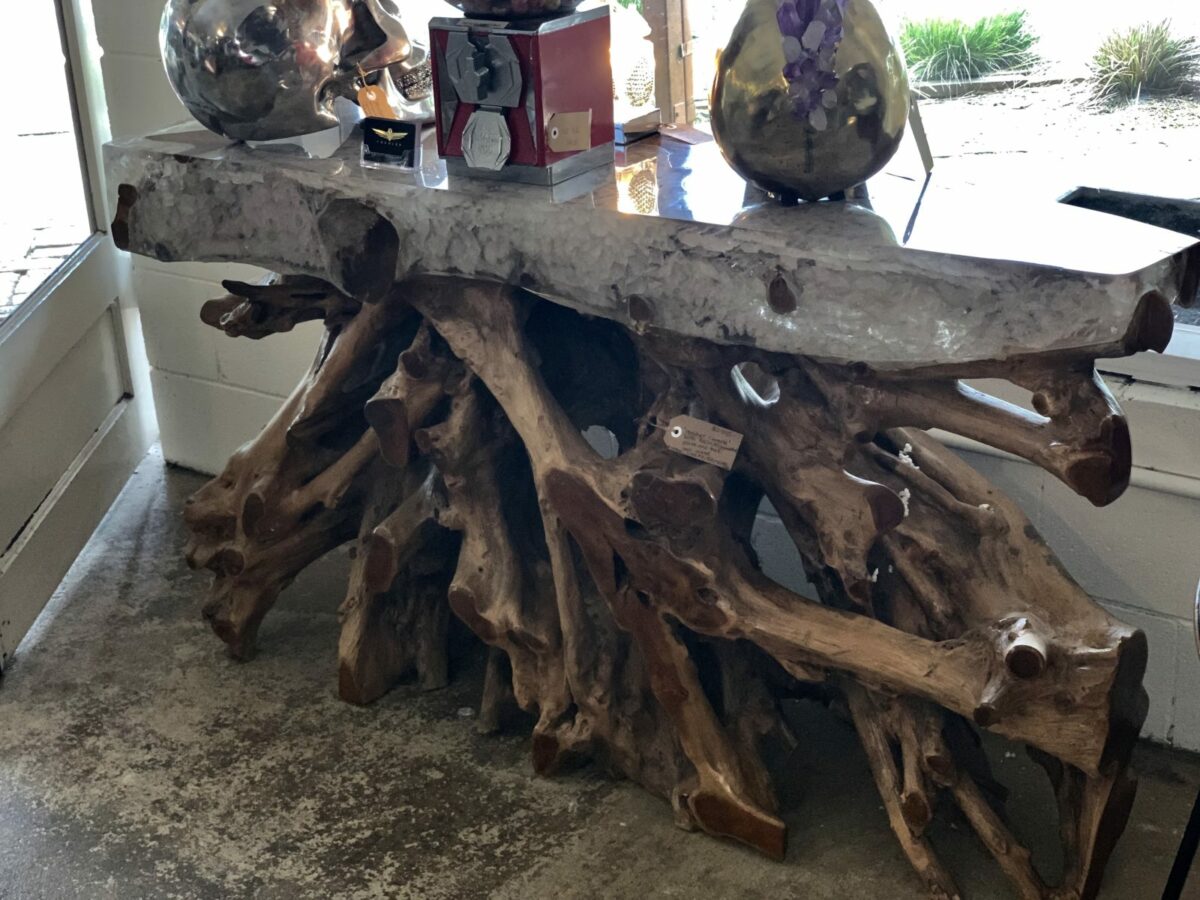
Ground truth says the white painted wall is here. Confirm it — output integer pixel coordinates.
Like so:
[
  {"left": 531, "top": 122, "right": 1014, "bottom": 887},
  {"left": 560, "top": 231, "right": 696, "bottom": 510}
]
[
  {"left": 92, "top": 0, "right": 1200, "bottom": 751},
  {"left": 93, "top": 0, "right": 324, "bottom": 471}
]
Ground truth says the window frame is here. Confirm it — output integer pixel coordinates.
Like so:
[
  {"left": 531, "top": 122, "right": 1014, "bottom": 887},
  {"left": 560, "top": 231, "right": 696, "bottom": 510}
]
[
  {"left": 1100, "top": 323, "right": 1200, "bottom": 390},
  {"left": 643, "top": 0, "right": 695, "bottom": 124}
]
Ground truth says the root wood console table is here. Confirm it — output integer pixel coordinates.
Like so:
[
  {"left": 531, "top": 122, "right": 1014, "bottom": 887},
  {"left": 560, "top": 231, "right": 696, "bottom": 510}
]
[{"left": 107, "top": 128, "right": 1200, "bottom": 899}]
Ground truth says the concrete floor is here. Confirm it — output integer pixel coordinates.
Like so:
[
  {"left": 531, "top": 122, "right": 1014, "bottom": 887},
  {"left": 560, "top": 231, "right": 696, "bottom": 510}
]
[{"left": 1, "top": 451, "right": 1199, "bottom": 900}]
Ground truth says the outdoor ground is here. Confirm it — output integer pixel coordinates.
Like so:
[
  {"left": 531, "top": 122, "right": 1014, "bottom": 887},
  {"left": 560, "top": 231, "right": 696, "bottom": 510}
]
[
  {"left": 920, "top": 82, "right": 1200, "bottom": 201},
  {"left": 0, "top": 130, "right": 91, "bottom": 323},
  {"left": 0, "top": 3, "right": 91, "bottom": 326},
  {"left": 684, "top": 2, "right": 1200, "bottom": 329},
  {"left": 919, "top": 82, "right": 1200, "bottom": 324}
]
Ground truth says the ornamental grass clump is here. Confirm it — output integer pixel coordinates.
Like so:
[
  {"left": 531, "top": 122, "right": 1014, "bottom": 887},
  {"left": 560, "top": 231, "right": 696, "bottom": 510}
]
[
  {"left": 901, "top": 11, "right": 1038, "bottom": 83},
  {"left": 1090, "top": 21, "right": 1200, "bottom": 103}
]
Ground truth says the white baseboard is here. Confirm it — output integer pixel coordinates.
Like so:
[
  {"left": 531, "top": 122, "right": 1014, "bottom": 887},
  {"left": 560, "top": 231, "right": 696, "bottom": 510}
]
[{"left": 0, "top": 394, "right": 155, "bottom": 670}]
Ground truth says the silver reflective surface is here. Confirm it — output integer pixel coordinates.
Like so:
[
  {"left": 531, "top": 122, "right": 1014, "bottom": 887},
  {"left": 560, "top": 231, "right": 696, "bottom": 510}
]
[
  {"left": 161, "top": 0, "right": 429, "bottom": 141},
  {"left": 110, "top": 125, "right": 1200, "bottom": 368},
  {"left": 1194, "top": 579, "right": 1199, "bottom": 662}
]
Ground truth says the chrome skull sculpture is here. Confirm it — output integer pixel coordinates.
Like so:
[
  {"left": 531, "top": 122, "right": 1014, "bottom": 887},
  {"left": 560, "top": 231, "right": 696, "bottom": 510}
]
[{"left": 161, "top": 0, "right": 435, "bottom": 141}]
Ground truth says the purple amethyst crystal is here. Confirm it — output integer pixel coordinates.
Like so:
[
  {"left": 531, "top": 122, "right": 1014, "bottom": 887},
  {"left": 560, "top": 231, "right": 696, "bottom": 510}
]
[{"left": 776, "top": 0, "right": 847, "bottom": 130}]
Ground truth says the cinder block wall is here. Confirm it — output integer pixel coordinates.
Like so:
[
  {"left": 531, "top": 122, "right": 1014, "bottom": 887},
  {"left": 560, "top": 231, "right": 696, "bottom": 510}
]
[
  {"left": 92, "top": 0, "right": 1200, "bottom": 750},
  {"left": 94, "top": 0, "right": 324, "bottom": 472}
]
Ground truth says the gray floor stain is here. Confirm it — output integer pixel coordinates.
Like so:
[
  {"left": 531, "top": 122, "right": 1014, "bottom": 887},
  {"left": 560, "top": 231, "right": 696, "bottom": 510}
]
[{"left": 1, "top": 450, "right": 1198, "bottom": 899}]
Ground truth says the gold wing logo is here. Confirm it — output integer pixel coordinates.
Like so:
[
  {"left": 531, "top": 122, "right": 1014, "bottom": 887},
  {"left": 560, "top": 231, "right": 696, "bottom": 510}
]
[{"left": 372, "top": 127, "right": 405, "bottom": 142}]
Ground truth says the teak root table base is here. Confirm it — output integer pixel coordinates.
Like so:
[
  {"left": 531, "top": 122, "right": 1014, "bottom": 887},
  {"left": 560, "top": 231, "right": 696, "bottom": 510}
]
[{"left": 177, "top": 272, "right": 1161, "bottom": 900}]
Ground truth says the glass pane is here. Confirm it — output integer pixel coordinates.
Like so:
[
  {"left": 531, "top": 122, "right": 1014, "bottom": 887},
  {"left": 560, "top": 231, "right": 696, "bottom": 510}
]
[
  {"left": 683, "top": 0, "right": 1200, "bottom": 317},
  {"left": 0, "top": 3, "right": 91, "bottom": 326},
  {"left": 687, "top": 0, "right": 741, "bottom": 125},
  {"left": 893, "top": 0, "right": 1200, "bottom": 321}
]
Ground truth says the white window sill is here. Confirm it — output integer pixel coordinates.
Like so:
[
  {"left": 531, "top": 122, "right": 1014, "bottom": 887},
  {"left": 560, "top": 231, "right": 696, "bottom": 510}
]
[
  {"left": 1099, "top": 322, "right": 1200, "bottom": 390},
  {"left": 947, "top": 342, "right": 1200, "bottom": 499},
  {"left": 939, "top": 429, "right": 1200, "bottom": 502}
]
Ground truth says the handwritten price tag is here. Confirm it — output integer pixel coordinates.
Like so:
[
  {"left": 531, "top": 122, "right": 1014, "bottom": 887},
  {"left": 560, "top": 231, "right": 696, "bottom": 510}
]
[
  {"left": 546, "top": 111, "right": 592, "bottom": 152},
  {"left": 663, "top": 416, "right": 743, "bottom": 470},
  {"left": 358, "top": 84, "right": 397, "bottom": 119}
]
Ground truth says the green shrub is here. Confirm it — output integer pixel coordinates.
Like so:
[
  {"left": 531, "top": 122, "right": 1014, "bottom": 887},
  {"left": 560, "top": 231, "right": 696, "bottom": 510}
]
[
  {"left": 901, "top": 11, "right": 1038, "bottom": 83},
  {"left": 615, "top": 0, "right": 643, "bottom": 12},
  {"left": 1090, "top": 21, "right": 1200, "bottom": 103}
]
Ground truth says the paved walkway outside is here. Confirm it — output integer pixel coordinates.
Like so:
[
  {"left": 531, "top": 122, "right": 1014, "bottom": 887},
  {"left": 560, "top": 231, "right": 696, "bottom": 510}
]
[
  {"left": 0, "top": 130, "right": 90, "bottom": 323},
  {"left": 0, "top": 6, "right": 91, "bottom": 327}
]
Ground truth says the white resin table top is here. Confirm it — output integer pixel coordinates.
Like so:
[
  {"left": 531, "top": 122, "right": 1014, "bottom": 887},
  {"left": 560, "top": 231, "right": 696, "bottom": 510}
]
[{"left": 106, "top": 126, "right": 1200, "bottom": 369}]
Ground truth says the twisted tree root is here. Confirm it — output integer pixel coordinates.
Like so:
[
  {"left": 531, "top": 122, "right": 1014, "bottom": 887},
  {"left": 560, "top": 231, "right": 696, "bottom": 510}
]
[
  {"left": 185, "top": 298, "right": 411, "bottom": 658},
  {"left": 180, "top": 274, "right": 1152, "bottom": 898}
]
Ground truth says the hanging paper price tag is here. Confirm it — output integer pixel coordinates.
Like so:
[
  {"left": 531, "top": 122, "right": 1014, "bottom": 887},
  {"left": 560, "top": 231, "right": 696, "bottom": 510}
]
[
  {"left": 358, "top": 84, "right": 398, "bottom": 120},
  {"left": 663, "top": 416, "right": 743, "bottom": 470}
]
